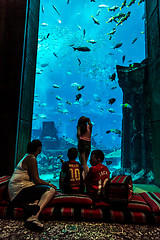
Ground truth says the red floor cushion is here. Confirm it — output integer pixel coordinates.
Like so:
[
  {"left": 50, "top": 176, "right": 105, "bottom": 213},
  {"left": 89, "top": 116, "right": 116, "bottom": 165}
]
[
  {"left": 48, "top": 194, "right": 93, "bottom": 207},
  {"left": 0, "top": 176, "right": 10, "bottom": 202},
  {"left": 105, "top": 175, "right": 133, "bottom": 207},
  {"left": 140, "top": 192, "right": 160, "bottom": 213}
]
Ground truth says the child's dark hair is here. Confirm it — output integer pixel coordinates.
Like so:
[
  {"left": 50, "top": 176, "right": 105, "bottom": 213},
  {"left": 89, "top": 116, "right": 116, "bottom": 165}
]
[
  {"left": 27, "top": 139, "right": 42, "bottom": 154},
  {"left": 67, "top": 148, "right": 78, "bottom": 160},
  {"left": 91, "top": 149, "right": 105, "bottom": 162}
]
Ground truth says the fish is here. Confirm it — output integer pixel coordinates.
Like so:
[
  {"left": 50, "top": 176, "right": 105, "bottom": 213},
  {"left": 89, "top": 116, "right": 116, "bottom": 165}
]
[
  {"left": 53, "top": 84, "right": 60, "bottom": 88},
  {"left": 39, "top": 103, "right": 47, "bottom": 107},
  {"left": 132, "top": 37, "right": 138, "bottom": 44},
  {"left": 73, "top": 46, "right": 91, "bottom": 52},
  {"left": 76, "top": 93, "right": 82, "bottom": 101},
  {"left": 52, "top": 4, "right": 60, "bottom": 15},
  {"left": 127, "top": 0, "right": 136, "bottom": 7},
  {"left": 66, "top": 100, "right": 72, "bottom": 105},
  {"left": 113, "top": 42, "right": 123, "bottom": 49},
  {"left": 78, "top": 58, "right": 81, "bottom": 66},
  {"left": 46, "top": 33, "right": 50, "bottom": 39},
  {"left": 69, "top": 118, "right": 77, "bottom": 122},
  {"left": 53, "top": 52, "right": 58, "bottom": 58},
  {"left": 122, "top": 55, "right": 126, "bottom": 63},
  {"left": 120, "top": 0, "right": 127, "bottom": 10},
  {"left": 77, "top": 85, "right": 85, "bottom": 91},
  {"left": 107, "top": 27, "right": 116, "bottom": 36},
  {"left": 105, "top": 149, "right": 121, "bottom": 158},
  {"left": 83, "top": 100, "right": 90, "bottom": 107},
  {"left": 67, "top": 0, "right": 70, "bottom": 4},
  {"left": 91, "top": 0, "right": 96, "bottom": 2},
  {"left": 108, "top": 6, "right": 119, "bottom": 12},
  {"left": 106, "top": 16, "right": 115, "bottom": 24},
  {"left": 116, "top": 11, "right": 131, "bottom": 26},
  {"left": 87, "top": 39, "right": 97, "bottom": 44},
  {"left": 111, "top": 129, "right": 122, "bottom": 135},
  {"left": 113, "top": 12, "right": 126, "bottom": 20},
  {"left": 37, "top": 114, "right": 47, "bottom": 119},
  {"left": 71, "top": 82, "right": 80, "bottom": 87},
  {"left": 109, "top": 73, "right": 116, "bottom": 81},
  {"left": 58, "top": 109, "right": 68, "bottom": 114},
  {"left": 56, "top": 95, "right": 62, "bottom": 100},
  {"left": 91, "top": 15, "right": 100, "bottom": 25},
  {"left": 41, "top": 23, "right": 48, "bottom": 26},
  {"left": 99, "top": 4, "right": 108, "bottom": 8},
  {"left": 41, "top": 63, "right": 49, "bottom": 67},
  {"left": 106, "top": 130, "right": 111, "bottom": 134},
  {"left": 111, "top": 86, "right": 117, "bottom": 90},
  {"left": 108, "top": 108, "right": 115, "bottom": 113},
  {"left": 138, "top": 0, "right": 145, "bottom": 4},
  {"left": 83, "top": 29, "right": 86, "bottom": 38},
  {"left": 108, "top": 98, "right": 116, "bottom": 105},
  {"left": 121, "top": 103, "right": 132, "bottom": 108},
  {"left": 57, "top": 155, "right": 63, "bottom": 159},
  {"left": 36, "top": 68, "right": 42, "bottom": 74},
  {"left": 42, "top": 5, "right": 45, "bottom": 13},
  {"left": 96, "top": 9, "right": 101, "bottom": 16}
]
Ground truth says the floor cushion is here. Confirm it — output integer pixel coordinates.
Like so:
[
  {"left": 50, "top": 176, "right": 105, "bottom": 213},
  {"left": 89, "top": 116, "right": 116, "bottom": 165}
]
[
  {"left": 105, "top": 175, "right": 133, "bottom": 207},
  {"left": 48, "top": 194, "right": 93, "bottom": 207}
]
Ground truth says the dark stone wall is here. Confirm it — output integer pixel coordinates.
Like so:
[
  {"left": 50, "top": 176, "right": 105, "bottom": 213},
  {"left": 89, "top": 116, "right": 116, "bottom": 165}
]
[
  {"left": 146, "top": 0, "right": 160, "bottom": 185},
  {"left": 0, "top": 0, "right": 40, "bottom": 175}
]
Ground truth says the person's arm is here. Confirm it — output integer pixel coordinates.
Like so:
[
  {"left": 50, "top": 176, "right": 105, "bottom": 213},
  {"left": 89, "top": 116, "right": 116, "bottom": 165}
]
[
  {"left": 27, "top": 157, "right": 57, "bottom": 189},
  {"left": 77, "top": 127, "right": 81, "bottom": 140},
  {"left": 88, "top": 119, "right": 92, "bottom": 133},
  {"left": 85, "top": 167, "right": 93, "bottom": 186}
]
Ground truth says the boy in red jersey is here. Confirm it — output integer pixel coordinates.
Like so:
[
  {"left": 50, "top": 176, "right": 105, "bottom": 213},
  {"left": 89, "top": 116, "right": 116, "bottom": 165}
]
[
  {"left": 85, "top": 150, "right": 110, "bottom": 200},
  {"left": 60, "top": 148, "right": 84, "bottom": 194}
]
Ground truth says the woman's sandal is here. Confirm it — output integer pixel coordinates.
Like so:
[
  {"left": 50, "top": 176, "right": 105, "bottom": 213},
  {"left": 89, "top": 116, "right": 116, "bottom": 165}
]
[
  {"left": 23, "top": 204, "right": 40, "bottom": 218},
  {"left": 25, "top": 217, "right": 44, "bottom": 231}
]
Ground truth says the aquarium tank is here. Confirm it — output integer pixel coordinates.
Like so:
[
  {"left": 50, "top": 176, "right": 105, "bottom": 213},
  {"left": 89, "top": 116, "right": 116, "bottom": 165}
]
[{"left": 31, "top": 0, "right": 146, "bottom": 185}]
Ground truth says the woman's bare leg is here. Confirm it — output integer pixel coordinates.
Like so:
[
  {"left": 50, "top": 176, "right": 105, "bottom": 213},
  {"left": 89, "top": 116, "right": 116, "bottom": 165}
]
[{"left": 27, "top": 188, "right": 55, "bottom": 221}]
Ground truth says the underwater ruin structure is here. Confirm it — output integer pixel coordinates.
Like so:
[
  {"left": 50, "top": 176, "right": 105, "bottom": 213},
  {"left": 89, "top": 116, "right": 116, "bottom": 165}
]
[
  {"left": 0, "top": 1, "right": 160, "bottom": 187},
  {"left": 117, "top": 62, "right": 153, "bottom": 183}
]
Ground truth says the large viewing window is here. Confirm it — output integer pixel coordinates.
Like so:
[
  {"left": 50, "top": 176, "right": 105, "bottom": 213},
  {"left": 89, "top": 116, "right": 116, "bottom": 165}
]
[{"left": 32, "top": 0, "right": 145, "bottom": 184}]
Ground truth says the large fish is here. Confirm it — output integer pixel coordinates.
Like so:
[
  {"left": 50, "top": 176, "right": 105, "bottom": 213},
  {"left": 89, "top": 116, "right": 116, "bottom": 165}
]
[{"left": 73, "top": 46, "right": 91, "bottom": 52}]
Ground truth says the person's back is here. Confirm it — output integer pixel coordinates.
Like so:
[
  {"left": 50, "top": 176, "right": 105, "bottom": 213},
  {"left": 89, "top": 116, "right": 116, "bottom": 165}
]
[
  {"left": 85, "top": 150, "right": 110, "bottom": 199},
  {"left": 60, "top": 148, "right": 84, "bottom": 194}
]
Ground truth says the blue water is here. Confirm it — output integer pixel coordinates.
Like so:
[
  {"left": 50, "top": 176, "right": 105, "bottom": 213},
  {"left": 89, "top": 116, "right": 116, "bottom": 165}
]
[{"left": 32, "top": 0, "right": 145, "bottom": 181}]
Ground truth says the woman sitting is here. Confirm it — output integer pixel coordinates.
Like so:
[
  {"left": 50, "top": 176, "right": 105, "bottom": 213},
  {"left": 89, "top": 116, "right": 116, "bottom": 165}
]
[{"left": 8, "top": 139, "right": 57, "bottom": 231}]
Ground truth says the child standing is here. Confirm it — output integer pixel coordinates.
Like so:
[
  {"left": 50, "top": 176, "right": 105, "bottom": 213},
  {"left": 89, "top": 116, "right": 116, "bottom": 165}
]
[
  {"left": 60, "top": 148, "right": 84, "bottom": 194},
  {"left": 85, "top": 149, "right": 110, "bottom": 200},
  {"left": 77, "top": 116, "right": 92, "bottom": 177}
]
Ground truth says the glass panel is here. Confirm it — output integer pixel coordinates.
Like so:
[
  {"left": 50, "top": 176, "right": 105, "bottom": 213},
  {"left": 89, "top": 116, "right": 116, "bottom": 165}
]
[{"left": 32, "top": 0, "right": 145, "bottom": 185}]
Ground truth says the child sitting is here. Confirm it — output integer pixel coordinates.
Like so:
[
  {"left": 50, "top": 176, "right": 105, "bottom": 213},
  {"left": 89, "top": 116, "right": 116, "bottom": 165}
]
[
  {"left": 85, "top": 149, "right": 110, "bottom": 200},
  {"left": 60, "top": 148, "right": 84, "bottom": 194}
]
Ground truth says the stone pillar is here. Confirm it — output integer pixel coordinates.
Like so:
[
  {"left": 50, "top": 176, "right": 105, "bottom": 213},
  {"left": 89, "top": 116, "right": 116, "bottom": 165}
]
[
  {"left": 117, "top": 63, "right": 153, "bottom": 180},
  {"left": 0, "top": 0, "right": 40, "bottom": 175},
  {"left": 145, "top": 0, "right": 160, "bottom": 186}
]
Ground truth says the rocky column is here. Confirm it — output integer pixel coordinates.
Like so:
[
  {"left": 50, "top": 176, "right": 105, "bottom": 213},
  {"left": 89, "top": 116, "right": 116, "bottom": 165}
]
[{"left": 117, "top": 62, "right": 153, "bottom": 181}]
